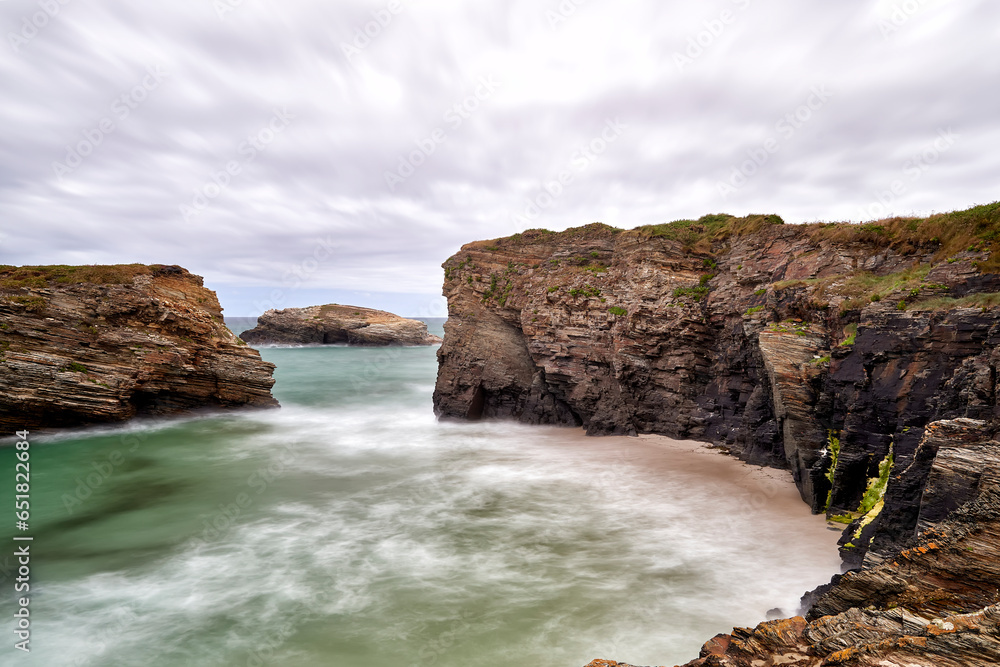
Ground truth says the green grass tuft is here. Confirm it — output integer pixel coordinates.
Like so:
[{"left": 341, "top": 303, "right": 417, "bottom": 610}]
[{"left": 824, "top": 431, "right": 841, "bottom": 513}]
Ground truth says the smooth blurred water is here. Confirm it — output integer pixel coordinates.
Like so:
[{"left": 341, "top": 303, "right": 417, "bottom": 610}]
[{"left": 0, "top": 319, "right": 841, "bottom": 666}]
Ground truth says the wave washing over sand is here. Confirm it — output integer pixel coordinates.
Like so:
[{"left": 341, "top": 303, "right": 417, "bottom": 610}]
[{"left": 0, "top": 342, "right": 841, "bottom": 666}]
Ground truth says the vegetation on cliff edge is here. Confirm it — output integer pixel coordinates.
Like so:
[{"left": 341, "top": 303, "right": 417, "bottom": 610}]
[
  {"left": 460, "top": 202, "right": 1000, "bottom": 268},
  {"left": 0, "top": 264, "right": 165, "bottom": 290}
]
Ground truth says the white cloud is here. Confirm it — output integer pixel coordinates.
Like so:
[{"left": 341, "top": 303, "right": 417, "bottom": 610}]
[{"left": 0, "top": 0, "right": 997, "bottom": 314}]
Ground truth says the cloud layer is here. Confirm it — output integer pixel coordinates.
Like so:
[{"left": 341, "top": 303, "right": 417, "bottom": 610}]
[{"left": 1, "top": 0, "right": 997, "bottom": 314}]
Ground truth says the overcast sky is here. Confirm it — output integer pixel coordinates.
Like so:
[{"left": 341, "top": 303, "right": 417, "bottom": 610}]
[{"left": 1, "top": 1, "right": 997, "bottom": 316}]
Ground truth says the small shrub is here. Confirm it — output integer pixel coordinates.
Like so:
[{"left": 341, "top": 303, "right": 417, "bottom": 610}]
[
  {"left": 745, "top": 305, "right": 764, "bottom": 315},
  {"left": 858, "top": 448, "right": 894, "bottom": 514},
  {"left": 841, "top": 323, "right": 858, "bottom": 347},
  {"left": 608, "top": 306, "right": 627, "bottom": 317},
  {"left": 824, "top": 431, "right": 841, "bottom": 512},
  {"left": 11, "top": 296, "right": 47, "bottom": 312},
  {"left": 673, "top": 285, "right": 710, "bottom": 300},
  {"left": 569, "top": 284, "right": 601, "bottom": 298},
  {"left": 66, "top": 362, "right": 88, "bottom": 373},
  {"left": 754, "top": 289, "right": 767, "bottom": 296}
]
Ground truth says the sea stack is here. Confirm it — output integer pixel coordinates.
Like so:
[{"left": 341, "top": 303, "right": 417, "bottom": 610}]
[
  {"left": 0, "top": 263, "right": 278, "bottom": 431},
  {"left": 241, "top": 304, "right": 442, "bottom": 346}
]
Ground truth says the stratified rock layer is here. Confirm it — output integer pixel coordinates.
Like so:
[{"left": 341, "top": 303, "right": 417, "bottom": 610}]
[
  {"left": 0, "top": 264, "right": 277, "bottom": 431},
  {"left": 678, "top": 420, "right": 1000, "bottom": 666},
  {"left": 434, "top": 211, "right": 1000, "bottom": 518},
  {"left": 429, "top": 204, "right": 1000, "bottom": 667},
  {"left": 241, "top": 304, "right": 442, "bottom": 346}
]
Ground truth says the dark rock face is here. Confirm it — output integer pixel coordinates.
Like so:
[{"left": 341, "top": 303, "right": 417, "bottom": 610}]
[
  {"left": 677, "top": 422, "right": 1000, "bottom": 667},
  {"left": 434, "top": 221, "right": 1000, "bottom": 515},
  {"left": 0, "top": 265, "right": 277, "bottom": 431},
  {"left": 241, "top": 304, "right": 442, "bottom": 346},
  {"left": 429, "top": 209, "right": 1000, "bottom": 667}
]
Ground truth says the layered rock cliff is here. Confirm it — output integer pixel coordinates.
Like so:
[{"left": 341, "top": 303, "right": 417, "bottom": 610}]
[
  {"left": 0, "top": 264, "right": 277, "bottom": 431},
  {"left": 671, "top": 418, "right": 1000, "bottom": 667},
  {"left": 241, "top": 304, "right": 442, "bottom": 346},
  {"left": 431, "top": 202, "right": 1000, "bottom": 666}
]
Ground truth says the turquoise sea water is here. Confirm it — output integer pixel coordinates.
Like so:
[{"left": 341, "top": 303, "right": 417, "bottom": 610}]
[{"left": 0, "top": 319, "right": 841, "bottom": 666}]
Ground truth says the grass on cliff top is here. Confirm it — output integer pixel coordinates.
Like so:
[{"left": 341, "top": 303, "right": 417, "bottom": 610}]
[
  {"left": 806, "top": 201, "right": 1000, "bottom": 269},
  {"left": 630, "top": 213, "right": 785, "bottom": 253},
  {"left": 477, "top": 223, "right": 622, "bottom": 251},
  {"left": 480, "top": 215, "right": 785, "bottom": 255},
  {"left": 0, "top": 264, "right": 155, "bottom": 289},
  {"left": 464, "top": 202, "right": 1000, "bottom": 275}
]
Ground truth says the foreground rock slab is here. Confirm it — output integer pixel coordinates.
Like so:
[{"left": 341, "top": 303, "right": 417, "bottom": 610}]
[
  {"left": 241, "top": 303, "right": 442, "bottom": 346},
  {"left": 0, "top": 264, "right": 277, "bottom": 431}
]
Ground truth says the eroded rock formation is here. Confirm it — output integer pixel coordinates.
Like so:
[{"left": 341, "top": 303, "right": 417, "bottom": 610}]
[
  {"left": 241, "top": 304, "right": 442, "bottom": 346},
  {"left": 675, "top": 419, "right": 1000, "bottom": 667},
  {"left": 0, "top": 264, "right": 277, "bottom": 431},
  {"left": 430, "top": 203, "right": 1000, "bottom": 666}
]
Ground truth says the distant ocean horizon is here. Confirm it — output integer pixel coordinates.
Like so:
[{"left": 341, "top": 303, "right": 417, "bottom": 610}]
[{"left": 225, "top": 316, "right": 448, "bottom": 338}]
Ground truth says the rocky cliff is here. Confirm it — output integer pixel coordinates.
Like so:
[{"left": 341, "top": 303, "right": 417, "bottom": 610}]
[
  {"left": 668, "top": 418, "right": 1000, "bottom": 667},
  {"left": 431, "top": 202, "right": 1000, "bottom": 666},
  {"left": 241, "top": 304, "right": 442, "bottom": 346},
  {"left": 0, "top": 264, "right": 277, "bottom": 431}
]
